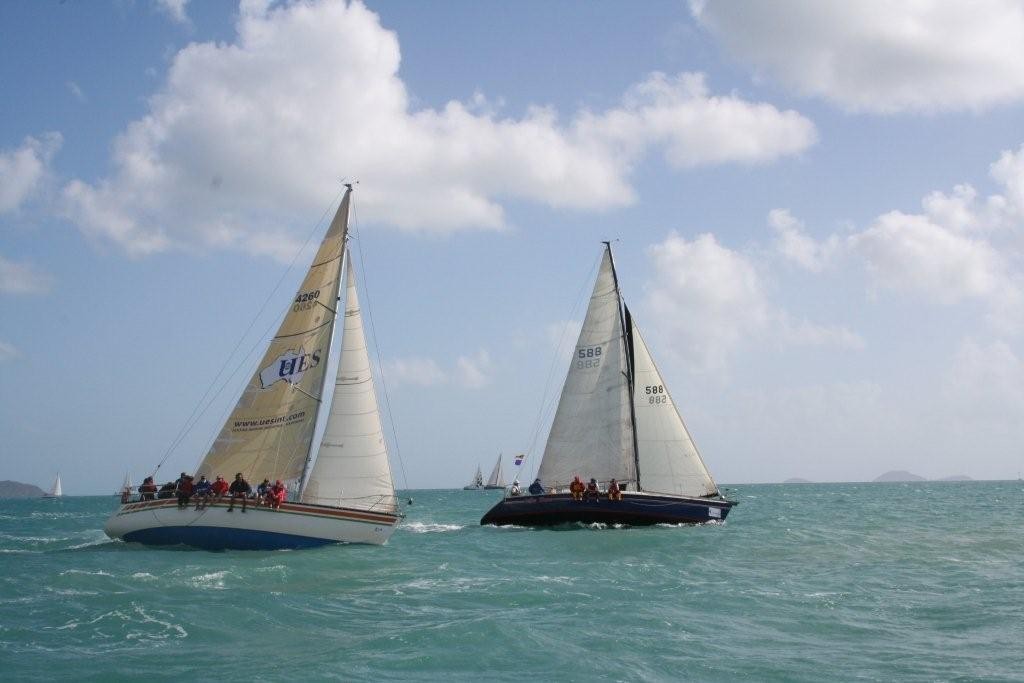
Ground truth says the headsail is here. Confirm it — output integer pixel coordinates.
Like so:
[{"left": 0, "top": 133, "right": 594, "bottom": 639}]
[
  {"left": 486, "top": 456, "right": 505, "bottom": 487},
  {"left": 195, "top": 190, "right": 351, "bottom": 487},
  {"left": 301, "top": 253, "right": 396, "bottom": 512},
  {"left": 537, "top": 248, "right": 634, "bottom": 487},
  {"left": 629, "top": 310, "right": 718, "bottom": 497},
  {"left": 50, "top": 474, "right": 62, "bottom": 497}
]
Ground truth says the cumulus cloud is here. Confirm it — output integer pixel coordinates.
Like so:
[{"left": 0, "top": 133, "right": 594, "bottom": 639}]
[
  {"left": 642, "top": 232, "right": 860, "bottom": 370},
  {"left": 691, "top": 0, "right": 1024, "bottom": 113},
  {"left": 771, "top": 144, "right": 1024, "bottom": 332},
  {"left": 0, "top": 341, "right": 17, "bottom": 362},
  {"left": 155, "top": 0, "right": 190, "bottom": 24},
  {"left": 0, "top": 254, "right": 53, "bottom": 294},
  {"left": 63, "top": 0, "right": 815, "bottom": 259},
  {"left": 0, "top": 133, "right": 62, "bottom": 213}
]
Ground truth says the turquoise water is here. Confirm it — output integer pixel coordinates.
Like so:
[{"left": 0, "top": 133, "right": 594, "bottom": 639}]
[{"left": 2, "top": 482, "right": 1023, "bottom": 681}]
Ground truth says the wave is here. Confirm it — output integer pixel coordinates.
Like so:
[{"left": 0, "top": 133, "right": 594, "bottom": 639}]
[{"left": 401, "top": 522, "right": 464, "bottom": 533}]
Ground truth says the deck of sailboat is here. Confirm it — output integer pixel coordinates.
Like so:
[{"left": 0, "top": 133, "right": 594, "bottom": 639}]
[{"left": 480, "top": 491, "right": 734, "bottom": 527}]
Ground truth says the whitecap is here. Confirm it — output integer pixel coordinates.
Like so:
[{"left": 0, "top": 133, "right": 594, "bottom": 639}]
[
  {"left": 59, "top": 569, "right": 114, "bottom": 577},
  {"left": 190, "top": 571, "right": 229, "bottom": 589},
  {"left": 402, "top": 522, "right": 464, "bottom": 533}
]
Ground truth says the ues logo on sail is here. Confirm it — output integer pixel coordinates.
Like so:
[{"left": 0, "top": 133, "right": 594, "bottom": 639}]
[{"left": 259, "top": 347, "right": 321, "bottom": 389}]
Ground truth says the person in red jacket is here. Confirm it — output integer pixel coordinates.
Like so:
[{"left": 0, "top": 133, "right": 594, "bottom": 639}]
[
  {"left": 175, "top": 473, "right": 194, "bottom": 509},
  {"left": 210, "top": 475, "right": 229, "bottom": 504},
  {"left": 269, "top": 480, "right": 287, "bottom": 510},
  {"left": 569, "top": 476, "right": 585, "bottom": 501}
]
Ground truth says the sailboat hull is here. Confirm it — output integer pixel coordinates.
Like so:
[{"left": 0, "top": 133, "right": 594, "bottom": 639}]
[
  {"left": 104, "top": 498, "right": 400, "bottom": 550},
  {"left": 480, "top": 492, "right": 734, "bottom": 527}
]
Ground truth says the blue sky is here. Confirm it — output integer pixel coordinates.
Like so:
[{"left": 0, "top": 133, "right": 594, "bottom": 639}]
[{"left": 3, "top": 0, "right": 1024, "bottom": 493}]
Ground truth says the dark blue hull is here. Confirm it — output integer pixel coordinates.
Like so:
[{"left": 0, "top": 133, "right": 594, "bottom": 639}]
[
  {"left": 480, "top": 492, "right": 734, "bottom": 527},
  {"left": 122, "top": 525, "right": 337, "bottom": 551}
]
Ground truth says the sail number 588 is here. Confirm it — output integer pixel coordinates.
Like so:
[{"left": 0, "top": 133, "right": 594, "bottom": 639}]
[
  {"left": 576, "top": 346, "right": 602, "bottom": 369},
  {"left": 645, "top": 385, "right": 668, "bottom": 404}
]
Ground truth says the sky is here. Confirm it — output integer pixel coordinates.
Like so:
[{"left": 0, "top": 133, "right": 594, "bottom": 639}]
[{"left": 3, "top": 0, "right": 1024, "bottom": 493}]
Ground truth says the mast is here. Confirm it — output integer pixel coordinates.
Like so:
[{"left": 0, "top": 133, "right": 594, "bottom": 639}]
[
  {"left": 298, "top": 186, "right": 353, "bottom": 498},
  {"left": 604, "top": 241, "right": 642, "bottom": 491}
]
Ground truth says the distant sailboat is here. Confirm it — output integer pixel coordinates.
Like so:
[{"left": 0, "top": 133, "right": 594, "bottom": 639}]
[
  {"left": 481, "top": 243, "right": 735, "bottom": 526},
  {"left": 463, "top": 465, "right": 484, "bottom": 490},
  {"left": 104, "top": 187, "right": 402, "bottom": 550},
  {"left": 43, "top": 473, "right": 62, "bottom": 498},
  {"left": 483, "top": 454, "right": 505, "bottom": 490}
]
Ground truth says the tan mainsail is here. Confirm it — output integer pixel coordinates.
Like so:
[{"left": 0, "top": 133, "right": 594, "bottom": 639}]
[{"left": 195, "top": 190, "right": 351, "bottom": 486}]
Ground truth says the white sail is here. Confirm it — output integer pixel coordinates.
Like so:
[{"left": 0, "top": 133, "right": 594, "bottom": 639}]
[
  {"left": 538, "top": 249, "right": 634, "bottom": 487},
  {"left": 50, "top": 474, "right": 62, "bottom": 497},
  {"left": 486, "top": 456, "right": 505, "bottom": 487},
  {"left": 301, "top": 253, "right": 396, "bottom": 513},
  {"left": 195, "top": 191, "right": 351, "bottom": 488},
  {"left": 630, "top": 317, "right": 718, "bottom": 497},
  {"left": 466, "top": 466, "right": 483, "bottom": 488}
]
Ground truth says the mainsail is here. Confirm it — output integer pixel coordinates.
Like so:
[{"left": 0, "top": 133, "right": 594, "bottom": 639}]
[
  {"left": 486, "top": 456, "right": 505, "bottom": 487},
  {"left": 301, "top": 254, "right": 396, "bottom": 512},
  {"left": 537, "top": 249, "right": 634, "bottom": 487},
  {"left": 628, "top": 311, "right": 718, "bottom": 497},
  {"left": 196, "top": 190, "right": 351, "bottom": 487},
  {"left": 49, "top": 474, "right": 62, "bottom": 497}
]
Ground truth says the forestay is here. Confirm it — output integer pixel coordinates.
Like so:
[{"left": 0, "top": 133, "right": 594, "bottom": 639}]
[
  {"left": 630, "top": 318, "right": 718, "bottom": 497},
  {"left": 538, "top": 250, "right": 635, "bottom": 487},
  {"left": 195, "top": 191, "right": 350, "bottom": 487},
  {"left": 301, "top": 254, "right": 396, "bottom": 512}
]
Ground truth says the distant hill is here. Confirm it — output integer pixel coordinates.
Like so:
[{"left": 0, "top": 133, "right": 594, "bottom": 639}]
[
  {"left": 873, "top": 470, "right": 926, "bottom": 482},
  {"left": 783, "top": 477, "right": 814, "bottom": 484},
  {"left": 938, "top": 475, "right": 972, "bottom": 481},
  {"left": 0, "top": 480, "right": 46, "bottom": 498}
]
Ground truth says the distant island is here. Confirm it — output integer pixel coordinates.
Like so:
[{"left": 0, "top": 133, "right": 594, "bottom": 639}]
[
  {"left": 0, "top": 480, "right": 46, "bottom": 498},
  {"left": 873, "top": 470, "right": 926, "bottom": 482},
  {"left": 783, "top": 477, "right": 814, "bottom": 484}
]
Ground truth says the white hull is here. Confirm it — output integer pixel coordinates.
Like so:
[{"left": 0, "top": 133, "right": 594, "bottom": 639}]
[{"left": 104, "top": 498, "right": 400, "bottom": 550}]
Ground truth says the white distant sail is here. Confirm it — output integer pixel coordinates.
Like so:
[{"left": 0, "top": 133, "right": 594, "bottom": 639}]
[
  {"left": 301, "top": 254, "right": 396, "bottom": 513},
  {"left": 537, "top": 250, "right": 634, "bottom": 487},
  {"left": 485, "top": 455, "right": 505, "bottom": 487},
  {"left": 45, "top": 474, "right": 62, "bottom": 497},
  {"left": 195, "top": 192, "right": 350, "bottom": 488},
  {"left": 630, "top": 316, "right": 718, "bottom": 497}
]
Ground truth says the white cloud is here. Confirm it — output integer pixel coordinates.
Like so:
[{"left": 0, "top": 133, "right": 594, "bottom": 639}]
[
  {"left": 0, "top": 254, "right": 53, "bottom": 294},
  {"left": 769, "top": 208, "right": 839, "bottom": 272},
  {"left": 455, "top": 350, "right": 492, "bottom": 389},
  {"left": 943, "top": 338, "right": 1024, "bottom": 419},
  {"left": 0, "top": 133, "right": 62, "bottom": 213},
  {"left": 383, "top": 357, "right": 446, "bottom": 387},
  {"left": 0, "top": 341, "right": 17, "bottom": 362},
  {"left": 155, "top": 0, "right": 190, "bottom": 25},
  {"left": 63, "top": 0, "right": 815, "bottom": 259},
  {"left": 642, "top": 232, "right": 858, "bottom": 370},
  {"left": 691, "top": 0, "right": 1024, "bottom": 113},
  {"left": 66, "top": 81, "right": 86, "bottom": 103}
]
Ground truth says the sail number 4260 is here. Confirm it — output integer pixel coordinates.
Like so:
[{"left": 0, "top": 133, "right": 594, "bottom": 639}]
[
  {"left": 645, "top": 384, "right": 668, "bottom": 404},
  {"left": 576, "top": 346, "right": 602, "bottom": 369}
]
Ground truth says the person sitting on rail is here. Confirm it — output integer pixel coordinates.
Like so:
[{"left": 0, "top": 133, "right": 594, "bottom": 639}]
[
  {"left": 569, "top": 476, "right": 585, "bottom": 501},
  {"left": 509, "top": 480, "right": 522, "bottom": 496},
  {"left": 138, "top": 477, "right": 158, "bottom": 501},
  {"left": 157, "top": 481, "right": 176, "bottom": 499},
  {"left": 528, "top": 478, "right": 545, "bottom": 495},
  {"left": 269, "top": 480, "right": 287, "bottom": 510},
  {"left": 256, "top": 478, "right": 271, "bottom": 506},
  {"left": 607, "top": 478, "right": 622, "bottom": 501},
  {"left": 584, "top": 478, "right": 600, "bottom": 502},
  {"left": 210, "top": 475, "right": 229, "bottom": 503},
  {"left": 193, "top": 475, "right": 213, "bottom": 510},
  {"left": 175, "top": 473, "right": 194, "bottom": 509},
  {"left": 227, "top": 473, "right": 252, "bottom": 512}
]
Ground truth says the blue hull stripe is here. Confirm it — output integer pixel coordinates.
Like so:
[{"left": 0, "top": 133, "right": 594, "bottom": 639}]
[{"left": 123, "top": 525, "right": 337, "bottom": 551}]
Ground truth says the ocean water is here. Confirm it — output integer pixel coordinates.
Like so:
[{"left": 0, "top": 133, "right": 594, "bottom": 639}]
[{"left": 1, "top": 482, "right": 1023, "bottom": 682}]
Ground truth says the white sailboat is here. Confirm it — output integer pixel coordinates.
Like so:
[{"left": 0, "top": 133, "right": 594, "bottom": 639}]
[
  {"left": 483, "top": 454, "right": 505, "bottom": 489},
  {"left": 463, "top": 465, "right": 484, "bottom": 490},
  {"left": 43, "top": 473, "right": 62, "bottom": 498},
  {"left": 481, "top": 243, "right": 735, "bottom": 526},
  {"left": 105, "top": 187, "right": 402, "bottom": 550}
]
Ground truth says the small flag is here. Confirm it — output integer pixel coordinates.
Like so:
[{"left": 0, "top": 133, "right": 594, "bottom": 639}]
[{"left": 514, "top": 453, "right": 525, "bottom": 466}]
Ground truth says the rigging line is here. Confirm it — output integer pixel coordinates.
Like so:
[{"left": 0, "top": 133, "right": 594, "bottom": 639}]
[
  {"left": 349, "top": 200, "right": 411, "bottom": 493},
  {"left": 149, "top": 189, "right": 346, "bottom": 477},
  {"left": 516, "top": 252, "right": 602, "bottom": 482}
]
